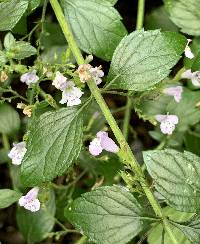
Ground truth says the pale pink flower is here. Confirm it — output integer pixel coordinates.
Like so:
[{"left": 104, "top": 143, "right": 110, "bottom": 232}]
[
  {"left": 19, "top": 187, "right": 40, "bottom": 212},
  {"left": 8, "top": 142, "right": 27, "bottom": 165},
  {"left": 184, "top": 39, "right": 194, "bottom": 59},
  {"left": 20, "top": 70, "right": 39, "bottom": 86},
  {"left": 182, "top": 69, "right": 200, "bottom": 87},
  {"left": 89, "top": 131, "right": 119, "bottom": 156},
  {"left": 155, "top": 114, "right": 179, "bottom": 135},
  {"left": 163, "top": 86, "right": 183, "bottom": 103}
]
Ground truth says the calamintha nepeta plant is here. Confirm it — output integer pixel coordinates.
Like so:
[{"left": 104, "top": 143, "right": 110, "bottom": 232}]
[{"left": 1, "top": 0, "right": 200, "bottom": 243}]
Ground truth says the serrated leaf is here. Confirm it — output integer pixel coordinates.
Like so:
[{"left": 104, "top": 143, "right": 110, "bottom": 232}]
[
  {"left": 106, "top": 0, "right": 118, "bottom": 5},
  {"left": 0, "top": 103, "right": 20, "bottom": 135},
  {"left": 0, "top": 0, "right": 28, "bottom": 31},
  {"left": 21, "top": 106, "right": 85, "bottom": 186},
  {"left": 173, "top": 215, "right": 200, "bottom": 243},
  {"left": 17, "top": 190, "right": 55, "bottom": 243},
  {"left": 0, "top": 189, "right": 22, "bottom": 208},
  {"left": 28, "top": 0, "right": 41, "bottom": 12},
  {"left": 165, "top": 0, "right": 200, "bottom": 36},
  {"left": 65, "top": 186, "right": 154, "bottom": 244},
  {"left": 144, "top": 149, "right": 200, "bottom": 212},
  {"left": 61, "top": 0, "right": 127, "bottom": 61},
  {"left": 108, "top": 30, "right": 186, "bottom": 91},
  {"left": 12, "top": 41, "right": 36, "bottom": 59}
]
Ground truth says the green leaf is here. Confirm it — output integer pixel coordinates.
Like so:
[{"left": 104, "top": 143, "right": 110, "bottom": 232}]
[
  {"left": 0, "top": 103, "right": 20, "bottom": 135},
  {"left": 0, "top": 50, "right": 7, "bottom": 66},
  {"left": 165, "top": 0, "right": 200, "bottom": 36},
  {"left": 0, "top": 189, "right": 22, "bottom": 208},
  {"left": 4, "top": 32, "right": 16, "bottom": 50},
  {"left": 28, "top": 0, "right": 41, "bottom": 12},
  {"left": 65, "top": 186, "right": 154, "bottom": 244},
  {"left": 21, "top": 106, "right": 85, "bottom": 186},
  {"left": 184, "top": 131, "right": 200, "bottom": 156},
  {"left": 61, "top": 0, "right": 127, "bottom": 61},
  {"left": 145, "top": 6, "right": 178, "bottom": 31},
  {"left": 107, "top": 30, "right": 186, "bottom": 91},
  {"left": 173, "top": 214, "right": 200, "bottom": 243},
  {"left": 41, "top": 45, "right": 68, "bottom": 64},
  {"left": 106, "top": 0, "right": 118, "bottom": 5},
  {"left": 148, "top": 207, "right": 192, "bottom": 244},
  {"left": 144, "top": 149, "right": 200, "bottom": 212},
  {"left": 12, "top": 41, "right": 36, "bottom": 59},
  {"left": 17, "top": 190, "right": 55, "bottom": 243},
  {"left": 0, "top": 0, "right": 28, "bottom": 31},
  {"left": 191, "top": 52, "right": 200, "bottom": 72}
]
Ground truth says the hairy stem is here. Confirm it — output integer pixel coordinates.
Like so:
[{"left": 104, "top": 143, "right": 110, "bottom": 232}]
[{"left": 49, "top": 1, "right": 179, "bottom": 243}]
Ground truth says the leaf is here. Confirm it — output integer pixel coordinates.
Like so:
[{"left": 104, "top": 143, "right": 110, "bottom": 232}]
[
  {"left": 184, "top": 131, "right": 200, "bottom": 156},
  {"left": 17, "top": 190, "right": 55, "bottom": 243},
  {"left": 0, "top": 0, "right": 28, "bottom": 31},
  {"left": 12, "top": 41, "right": 36, "bottom": 59},
  {"left": 61, "top": 0, "right": 127, "bottom": 61},
  {"left": 0, "top": 50, "right": 7, "bottom": 66},
  {"left": 145, "top": 6, "right": 178, "bottom": 31},
  {"left": 107, "top": 30, "right": 186, "bottom": 91},
  {"left": 4, "top": 32, "right": 16, "bottom": 50},
  {"left": 172, "top": 214, "right": 200, "bottom": 243},
  {"left": 65, "top": 186, "right": 154, "bottom": 244},
  {"left": 0, "top": 148, "right": 10, "bottom": 164},
  {"left": 0, "top": 103, "right": 20, "bottom": 135},
  {"left": 41, "top": 45, "right": 68, "bottom": 64},
  {"left": 106, "top": 0, "right": 118, "bottom": 5},
  {"left": 144, "top": 149, "right": 200, "bottom": 212},
  {"left": 148, "top": 207, "right": 192, "bottom": 244},
  {"left": 28, "top": 0, "right": 41, "bottom": 12},
  {"left": 21, "top": 106, "right": 85, "bottom": 186},
  {"left": 0, "top": 189, "right": 22, "bottom": 208},
  {"left": 191, "top": 52, "right": 200, "bottom": 72},
  {"left": 165, "top": 0, "right": 200, "bottom": 36}
]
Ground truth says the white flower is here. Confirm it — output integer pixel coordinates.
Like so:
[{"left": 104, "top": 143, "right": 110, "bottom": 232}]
[
  {"left": 52, "top": 71, "right": 67, "bottom": 91},
  {"left": 155, "top": 114, "right": 179, "bottom": 135},
  {"left": 182, "top": 69, "right": 200, "bottom": 87},
  {"left": 163, "top": 86, "right": 183, "bottom": 103},
  {"left": 89, "top": 131, "right": 119, "bottom": 156},
  {"left": 184, "top": 39, "right": 194, "bottom": 59},
  {"left": 77, "top": 64, "right": 104, "bottom": 85},
  {"left": 8, "top": 142, "right": 27, "bottom": 165},
  {"left": 20, "top": 70, "right": 39, "bottom": 86},
  {"left": 19, "top": 187, "right": 40, "bottom": 212},
  {"left": 59, "top": 81, "right": 83, "bottom": 106}
]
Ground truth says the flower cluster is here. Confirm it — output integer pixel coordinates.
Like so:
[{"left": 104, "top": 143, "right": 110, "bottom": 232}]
[
  {"left": 77, "top": 64, "right": 104, "bottom": 84},
  {"left": 155, "top": 114, "right": 179, "bottom": 135},
  {"left": 89, "top": 131, "right": 119, "bottom": 156},
  {"left": 52, "top": 71, "right": 83, "bottom": 106}
]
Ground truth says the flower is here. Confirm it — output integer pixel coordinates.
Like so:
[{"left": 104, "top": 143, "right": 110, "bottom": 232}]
[
  {"left": 184, "top": 39, "right": 194, "bottom": 59},
  {"left": 60, "top": 81, "right": 83, "bottom": 106},
  {"left": 17, "top": 103, "right": 32, "bottom": 117},
  {"left": 163, "top": 86, "right": 183, "bottom": 103},
  {"left": 8, "top": 142, "right": 27, "bottom": 165},
  {"left": 77, "top": 64, "right": 104, "bottom": 85},
  {"left": 52, "top": 71, "right": 67, "bottom": 91},
  {"left": 89, "top": 131, "right": 119, "bottom": 156},
  {"left": 155, "top": 114, "right": 179, "bottom": 135},
  {"left": 20, "top": 70, "right": 39, "bottom": 86},
  {"left": 182, "top": 69, "right": 200, "bottom": 87},
  {"left": 0, "top": 71, "right": 8, "bottom": 82},
  {"left": 18, "top": 187, "right": 40, "bottom": 212}
]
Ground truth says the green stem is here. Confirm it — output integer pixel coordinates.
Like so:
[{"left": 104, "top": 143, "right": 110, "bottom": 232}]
[
  {"left": 2, "top": 134, "right": 10, "bottom": 150},
  {"left": 76, "top": 236, "right": 87, "bottom": 244},
  {"left": 49, "top": 1, "right": 179, "bottom": 244},
  {"left": 123, "top": 0, "right": 145, "bottom": 139},
  {"left": 136, "top": 0, "right": 145, "bottom": 30}
]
